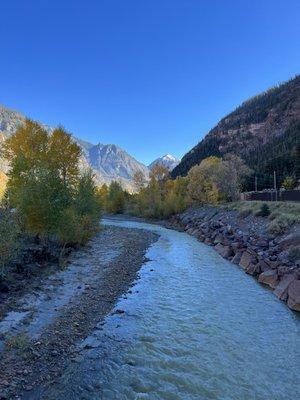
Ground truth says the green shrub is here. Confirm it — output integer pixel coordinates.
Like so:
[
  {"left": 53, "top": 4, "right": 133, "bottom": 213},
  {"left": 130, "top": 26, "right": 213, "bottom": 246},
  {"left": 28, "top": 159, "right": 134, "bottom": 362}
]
[
  {"left": 256, "top": 203, "right": 270, "bottom": 217},
  {"left": 267, "top": 215, "right": 295, "bottom": 235}
]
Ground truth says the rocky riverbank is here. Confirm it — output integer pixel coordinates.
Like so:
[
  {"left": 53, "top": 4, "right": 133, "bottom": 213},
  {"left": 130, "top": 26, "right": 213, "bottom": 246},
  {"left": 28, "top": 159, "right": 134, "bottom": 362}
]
[
  {"left": 0, "top": 224, "right": 158, "bottom": 400},
  {"left": 166, "top": 206, "right": 300, "bottom": 312}
]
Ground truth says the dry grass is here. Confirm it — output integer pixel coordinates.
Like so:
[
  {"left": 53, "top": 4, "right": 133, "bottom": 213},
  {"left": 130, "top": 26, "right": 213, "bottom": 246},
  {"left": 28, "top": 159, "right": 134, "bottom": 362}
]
[
  {"left": 220, "top": 201, "right": 300, "bottom": 235},
  {"left": 223, "top": 201, "right": 300, "bottom": 221}
]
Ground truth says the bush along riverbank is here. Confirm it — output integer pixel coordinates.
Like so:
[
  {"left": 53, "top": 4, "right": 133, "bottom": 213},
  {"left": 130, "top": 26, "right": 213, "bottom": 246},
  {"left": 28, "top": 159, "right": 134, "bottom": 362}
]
[{"left": 166, "top": 206, "right": 300, "bottom": 312}]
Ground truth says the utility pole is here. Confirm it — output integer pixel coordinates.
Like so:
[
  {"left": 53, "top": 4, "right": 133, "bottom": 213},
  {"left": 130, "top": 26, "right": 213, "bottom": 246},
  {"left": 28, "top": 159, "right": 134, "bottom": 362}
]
[
  {"left": 255, "top": 176, "right": 258, "bottom": 192},
  {"left": 273, "top": 171, "right": 277, "bottom": 202}
]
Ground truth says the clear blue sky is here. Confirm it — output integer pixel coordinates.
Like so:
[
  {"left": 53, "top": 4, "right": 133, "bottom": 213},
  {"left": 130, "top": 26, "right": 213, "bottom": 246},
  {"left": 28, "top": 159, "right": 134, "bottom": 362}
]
[{"left": 1, "top": 0, "right": 299, "bottom": 165}]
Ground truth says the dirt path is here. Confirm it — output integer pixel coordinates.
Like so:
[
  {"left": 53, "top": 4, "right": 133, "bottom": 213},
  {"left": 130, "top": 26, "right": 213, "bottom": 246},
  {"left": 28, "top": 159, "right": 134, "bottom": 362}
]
[{"left": 0, "top": 223, "right": 158, "bottom": 400}]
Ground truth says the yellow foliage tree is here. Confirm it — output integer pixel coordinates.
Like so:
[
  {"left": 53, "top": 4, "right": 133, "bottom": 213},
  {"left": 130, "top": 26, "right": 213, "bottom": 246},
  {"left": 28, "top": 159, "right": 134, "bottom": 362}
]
[
  {"left": 47, "top": 126, "right": 82, "bottom": 188},
  {"left": 3, "top": 119, "right": 101, "bottom": 245},
  {"left": 0, "top": 171, "right": 8, "bottom": 200},
  {"left": 187, "top": 156, "right": 222, "bottom": 205}
]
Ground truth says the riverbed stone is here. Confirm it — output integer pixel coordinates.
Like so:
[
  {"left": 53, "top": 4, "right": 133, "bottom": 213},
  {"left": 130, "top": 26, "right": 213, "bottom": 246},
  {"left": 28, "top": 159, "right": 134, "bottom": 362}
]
[
  {"left": 287, "top": 280, "right": 300, "bottom": 311},
  {"left": 274, "top": 273, "right": 297, "bottom": 301},
  {"left": 258, "top": 270, "right": 278, "bottom": 289}
]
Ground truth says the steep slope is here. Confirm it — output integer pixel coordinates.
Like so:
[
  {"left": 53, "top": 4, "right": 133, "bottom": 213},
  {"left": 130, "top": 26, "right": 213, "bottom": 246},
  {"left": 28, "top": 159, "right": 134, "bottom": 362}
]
[
  {"left": 88, "top": 143, "right": 149, "bottom": 189},
  {"left": 0, "top": 105, "right": 25, "bottom": 136},
  {"left": 149, "top": 154, "right": 180, "bottom": 171},
  {"left": 172, "top": 75, "right": 300, "bottom": 188},
  {"left": 0, "top": 105, "right": 148, "bottom": 191}
]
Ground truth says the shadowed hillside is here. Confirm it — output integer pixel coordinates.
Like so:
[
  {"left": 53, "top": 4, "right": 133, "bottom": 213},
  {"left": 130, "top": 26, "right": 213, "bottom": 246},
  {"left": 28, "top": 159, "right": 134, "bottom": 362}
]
[{"left": 172, "top": 75, "right": 300, "bottom": 189}]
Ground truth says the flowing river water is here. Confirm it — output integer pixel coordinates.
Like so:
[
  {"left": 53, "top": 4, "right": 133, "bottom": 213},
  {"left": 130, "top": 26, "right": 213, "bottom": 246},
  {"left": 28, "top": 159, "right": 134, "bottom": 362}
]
[{"left": 31, "top": 218, "right": 300, "bottom": 400}]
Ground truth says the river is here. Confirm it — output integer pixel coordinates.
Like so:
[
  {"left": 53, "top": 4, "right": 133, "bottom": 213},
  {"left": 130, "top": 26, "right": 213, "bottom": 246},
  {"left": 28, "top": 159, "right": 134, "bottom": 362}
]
[{"left": 30, "top": 217, "right": 300, "bottom": 400}]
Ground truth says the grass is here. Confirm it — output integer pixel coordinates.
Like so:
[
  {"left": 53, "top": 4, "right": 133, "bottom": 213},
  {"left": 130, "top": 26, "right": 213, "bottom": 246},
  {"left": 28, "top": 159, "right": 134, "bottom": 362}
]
[
  {"left": 222, "top": 201, "right": 300, "bottom": 221},
  {"left": 220, "top": 201, "right": 300, "bottom": 235}
]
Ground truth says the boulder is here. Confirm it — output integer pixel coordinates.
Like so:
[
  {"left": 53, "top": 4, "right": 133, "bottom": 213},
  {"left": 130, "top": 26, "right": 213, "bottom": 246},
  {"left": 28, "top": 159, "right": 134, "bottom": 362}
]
[
  {"left": 231, "top": 242, "right": 242, "bottom": 252},
  {"left": 232, "top": 252, "right": 242, "bottom": 265},
  {"left": 239, "top": 251, "right": 256, "bottom": 270},
  {"left": 268, "top": 260, "right": 280, "bottom": 270},
  {"left": 274, "top": 273, "right": 297, "bottom": 301},
  {"left": 197, "top": 234, "right": 205, "bottom": 242},
  {"left": 246, "top": 263, "right": 261, "bottom": 276},
  {"left": 277, "top": 265, "right": 293, "bottom": 277},
  {"left": 213, "top": 234, "right": 223, "bottom": 244},
  {"left": 210, "top": 221, "right": 221, "bottom": 229},
  {"left": 257, "top": 239, "right": 269, "bottom": 249},
  {"left": 258, "top": 259, "right": 271, "bottom": 272},
  {"left": 258, "top": 270, "right": 278, "bottom": 289},
  {"left": 287, "top": 280, "right": 300, "bottom": 312},
  {"left": 214, "top": 243, "right": 233, "bottom": 259}
]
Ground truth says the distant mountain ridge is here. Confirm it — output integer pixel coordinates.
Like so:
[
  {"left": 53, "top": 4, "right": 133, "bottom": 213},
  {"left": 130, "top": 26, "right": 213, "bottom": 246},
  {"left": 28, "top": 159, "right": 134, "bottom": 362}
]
[
  {"left": 149, "top": 154, "right": 180, "bottom": 171},
  {"left": 171, "top": 75, "right": 300, "bottom": 188},
  {"left": 0, "top": 105, "right": 148, "bottom": 191}
]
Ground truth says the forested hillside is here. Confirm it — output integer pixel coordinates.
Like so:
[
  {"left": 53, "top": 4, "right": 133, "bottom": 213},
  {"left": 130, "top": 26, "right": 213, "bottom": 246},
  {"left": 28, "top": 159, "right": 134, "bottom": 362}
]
[{"left": 172, "top": 75, "right": 300, "bottom": 189}]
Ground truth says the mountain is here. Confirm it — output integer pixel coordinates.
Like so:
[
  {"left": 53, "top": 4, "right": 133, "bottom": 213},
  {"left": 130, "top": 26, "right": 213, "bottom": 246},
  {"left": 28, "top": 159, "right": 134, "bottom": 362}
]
[
  {"left": 87, "top": 143, "right": 149, "bottom": 190},
  {"left": 0, "top": 105, "right": 148, "bottom": 191},
  {"left": 172, "top": 75, "right": 300, "bottom": 189},
  {"left": 149, "top": 154, "right": 180, "bottom": 171}
]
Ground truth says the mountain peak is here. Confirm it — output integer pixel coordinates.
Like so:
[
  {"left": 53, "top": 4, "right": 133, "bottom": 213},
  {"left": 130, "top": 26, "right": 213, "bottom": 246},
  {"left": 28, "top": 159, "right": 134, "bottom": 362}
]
[{"left": 149, "top": 154, "right": 180, "bottom": 171}]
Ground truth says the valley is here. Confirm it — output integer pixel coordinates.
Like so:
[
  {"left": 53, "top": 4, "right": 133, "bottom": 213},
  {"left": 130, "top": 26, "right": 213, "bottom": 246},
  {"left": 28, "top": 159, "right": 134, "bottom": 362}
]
[{"left": 0, "top": 76, "right": 299, "bottom": 400}]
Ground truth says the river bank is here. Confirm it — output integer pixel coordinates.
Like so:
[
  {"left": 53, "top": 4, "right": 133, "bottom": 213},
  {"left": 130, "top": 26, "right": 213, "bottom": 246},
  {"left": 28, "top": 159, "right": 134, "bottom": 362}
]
[
  {"left": 0, "top": 223, "right": 158, "bottom": 399},
  {"left": 165, "top": 205, "right": 300, "bottom": 312}
]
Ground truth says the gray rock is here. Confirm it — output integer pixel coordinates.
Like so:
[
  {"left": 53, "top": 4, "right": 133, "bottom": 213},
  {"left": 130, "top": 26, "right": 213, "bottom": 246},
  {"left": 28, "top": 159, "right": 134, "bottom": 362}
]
[
  {"left": 258, "top": 270, "right": 278, "bottom": 289},
  {"left": 232, "top": 252, "right": 242, "bottom": 265},
  {"left": 214, "top": 243, "right": 233, "bottom": 259},
  {"left": 246, "top": 263, "right": 260, "bottom": 276},
  {"left": 287, "top": 280, "right": 300, "bottom": 311},
  {"left": 239, "top": 251, "right": 256, "bottom": 270},
  {"left": 274, "top": 273, "right": 297, "bottom": 301}
]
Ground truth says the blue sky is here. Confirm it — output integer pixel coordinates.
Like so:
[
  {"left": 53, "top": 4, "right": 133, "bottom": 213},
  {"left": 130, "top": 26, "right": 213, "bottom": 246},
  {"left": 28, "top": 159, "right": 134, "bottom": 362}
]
[{"left": 1, "top": 0, "right": 299, "bottom": 165}]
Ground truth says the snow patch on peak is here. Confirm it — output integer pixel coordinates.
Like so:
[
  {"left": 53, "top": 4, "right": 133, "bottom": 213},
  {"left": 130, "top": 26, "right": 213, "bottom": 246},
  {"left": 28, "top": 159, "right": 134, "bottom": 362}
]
[{"left": 149, "top": 154, "right": 180, "bottom": 171}]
